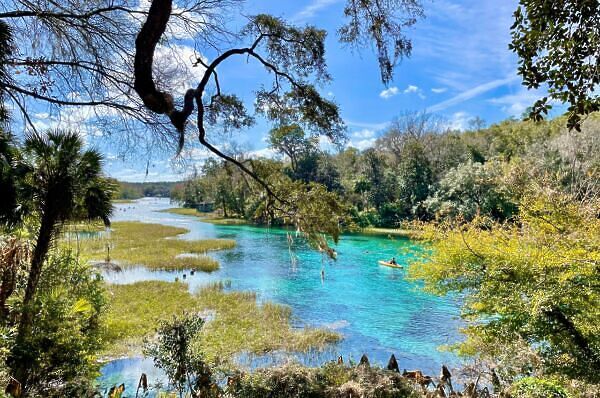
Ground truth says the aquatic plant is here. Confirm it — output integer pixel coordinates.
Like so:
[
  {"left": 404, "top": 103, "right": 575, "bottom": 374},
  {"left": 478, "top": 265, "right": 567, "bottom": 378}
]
[
  {"left": 102, "top": 281, "right": 340, "bottom": 361},
  {"left": 74, "top": 221, "right": 235, "bottom": 272}
]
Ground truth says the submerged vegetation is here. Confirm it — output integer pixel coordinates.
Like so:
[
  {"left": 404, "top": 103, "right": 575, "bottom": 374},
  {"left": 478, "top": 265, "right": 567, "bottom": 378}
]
[
  {"left": 103, "top": 281, "right": 340, "bottom": 362},
  {"left": 75, "top": 221, "right": 235, "bottom": 272}
]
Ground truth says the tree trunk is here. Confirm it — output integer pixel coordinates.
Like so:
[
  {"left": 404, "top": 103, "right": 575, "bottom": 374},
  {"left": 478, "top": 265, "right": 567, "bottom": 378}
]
[{"left": 11, "top": 215, "right": 55, "bottom": 389}]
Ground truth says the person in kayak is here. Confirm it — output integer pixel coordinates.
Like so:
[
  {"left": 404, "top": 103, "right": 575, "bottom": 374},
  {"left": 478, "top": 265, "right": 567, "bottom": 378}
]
[{"left": 389, "top": 257, "right": 397, "bottom": 265}]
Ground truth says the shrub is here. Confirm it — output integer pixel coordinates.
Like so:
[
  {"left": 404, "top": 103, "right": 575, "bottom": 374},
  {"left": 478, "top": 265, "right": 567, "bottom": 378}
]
[
  {"left": 8, "top": 249, "right": 106, "bottom": 396},
  {"left": 226, "top": 363, "right": 421, "bottom": 398},
  {"left": 510, "top": 377, "right": 570, "bottom": 398}
]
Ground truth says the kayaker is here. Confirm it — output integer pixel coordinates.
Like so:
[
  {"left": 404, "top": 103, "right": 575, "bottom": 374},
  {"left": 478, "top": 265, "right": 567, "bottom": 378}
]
[{"left": 389, "top": 257, "right": 397, "bottom": 265}]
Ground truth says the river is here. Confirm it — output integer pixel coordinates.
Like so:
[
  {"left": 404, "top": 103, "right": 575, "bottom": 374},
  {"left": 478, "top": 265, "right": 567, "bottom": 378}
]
[{"left": 97, "top": 197, "right": 463, "bottom": 395}]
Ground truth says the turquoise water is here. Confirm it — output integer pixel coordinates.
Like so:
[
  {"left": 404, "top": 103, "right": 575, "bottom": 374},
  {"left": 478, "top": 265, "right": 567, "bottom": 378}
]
[{"left": 98, "top": 198, "right": 463, "bottom": 395}]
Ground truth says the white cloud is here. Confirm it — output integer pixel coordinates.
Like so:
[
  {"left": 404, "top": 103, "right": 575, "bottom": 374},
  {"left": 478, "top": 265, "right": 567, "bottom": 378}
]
[
  {"left": 247, "top": 147, "right": 277, "bottom": 159},
  {"left": 352, "top": 129, "right": 375, "bottom": 139},
  {"left": 379, "top": 86, "right": 400, "bottom": 99},
  {"left": 427, "top": 76, "right": 519, "bottom": 113},
  {"left": 346, "top": 120, "right": 389, "bottom": 131},
  {"left": 293, "top": 0, "right": 341, "bottom": 21},
  {"left": 347, "top": 129, "right": 378, "bottom": 150},
  {"left": 403, "top": 85, "right": 426, "bottom": 99},
  {"left": 488, "top": 89, "right": 541, "bottom": 117},
  {"left": 449, "top": 111, "right": 472, "bottom": 131},
  {"left": 431, "top": 87, "right": 447, "bottom": 94},
  {"left": 348, "top": 138, "right": 377, "bottom": 151}
]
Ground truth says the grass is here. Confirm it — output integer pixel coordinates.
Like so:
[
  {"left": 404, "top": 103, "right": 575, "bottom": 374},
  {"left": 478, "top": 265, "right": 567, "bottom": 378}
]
[
  {"left": 112, "top": 198, "right": 137, "bottom": 204},
  {"left": 102, "top": 281, "right": 340, "bottom": 362},
  {"left": 75, "top": 221, "right": 235, "bottom": 272},
  {"left": 162, "top": 208, "right": 248, "bottom": 225},
  {"left": 160, "top": 207, "right": 200, "bottom": 216},
  {"left": 360, "top": 227, "right": 417, "bottom": 238},
  {"left": 197, "top": 283, "right": 340, "bottom": 363}
]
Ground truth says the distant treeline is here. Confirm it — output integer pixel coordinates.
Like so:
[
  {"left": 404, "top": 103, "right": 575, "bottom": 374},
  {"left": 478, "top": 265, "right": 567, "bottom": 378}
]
[
  {"left": 112, "top": 180, "right": 182, "bottom": 199},
  {"left": 171, "top": 112, "right": 599, "bottom": 228}
]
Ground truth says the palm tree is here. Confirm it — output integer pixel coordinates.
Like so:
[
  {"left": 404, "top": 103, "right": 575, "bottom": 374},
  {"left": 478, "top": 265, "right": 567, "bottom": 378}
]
[{"left": 10, "top": 130, "right": 115, "bottom": 389}]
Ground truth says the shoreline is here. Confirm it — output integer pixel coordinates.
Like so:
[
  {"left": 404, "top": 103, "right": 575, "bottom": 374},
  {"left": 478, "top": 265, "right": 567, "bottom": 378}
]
[{"left": 159, "top": 206, "right": 419, "bottom": 239}]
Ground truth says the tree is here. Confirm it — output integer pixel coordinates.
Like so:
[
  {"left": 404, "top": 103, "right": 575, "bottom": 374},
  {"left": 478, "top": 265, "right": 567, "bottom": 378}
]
[
  {"left": 360, "top": 149, "right": 390, "bottom": 210},
  {"left": 8, "top": 130, "right": 114, "bottom": 389},
  {"left": 510, "top": 0, "right": 600, "bottom": 130},
  {"left": 425, "top": 160, "right": 517, "bottom": 221},
  {"left": 410, "top": 189, "right": 600, "bottom": 384},
  {"left": 1, "top": 0, "right": 425, "bottom": 251},
  {"left": 268, "top": 124, "right": 318, "bottom": 173},
  {"left": 10, "top": 250, "right": 106, "bottom": 397},
  {"left": 144, "top": 314, "right": 216, "bottom": 397},
  {"left": 395, "top": 140, "right": 432, "bottom": 219},
  {"left": 0, "top": 130, "right": 20, "bottom": 227}
]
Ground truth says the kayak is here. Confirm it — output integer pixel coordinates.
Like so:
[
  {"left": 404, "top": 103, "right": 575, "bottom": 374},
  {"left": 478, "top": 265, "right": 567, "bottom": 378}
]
[{"left": 378, "top": 260, "right": 403, "bottom": 269}]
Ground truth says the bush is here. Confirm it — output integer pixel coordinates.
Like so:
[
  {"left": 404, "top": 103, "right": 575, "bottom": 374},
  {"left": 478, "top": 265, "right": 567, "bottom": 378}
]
[
  {"left": 7, "top": 250, "right": 105, "bottom": 396},
  {"left": 510, "top": 377, "right": 570, "bottom": 398},
  {"left": 226, "top": 363, "right": 421, "bottom": 398}
]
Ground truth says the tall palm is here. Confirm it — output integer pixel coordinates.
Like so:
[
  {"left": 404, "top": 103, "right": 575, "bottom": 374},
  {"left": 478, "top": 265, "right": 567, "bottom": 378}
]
[
  {"left": 11, "top": 130, "right": 114, "bottom": 388},
  {"left": 0, "top": 130, "right": 20, "bottom": 227}
]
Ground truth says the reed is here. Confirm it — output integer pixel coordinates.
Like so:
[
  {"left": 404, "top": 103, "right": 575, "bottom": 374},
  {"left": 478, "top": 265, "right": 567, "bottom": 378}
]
[{"left": 102, "top": 280, "right": 340, "bottom": 362}]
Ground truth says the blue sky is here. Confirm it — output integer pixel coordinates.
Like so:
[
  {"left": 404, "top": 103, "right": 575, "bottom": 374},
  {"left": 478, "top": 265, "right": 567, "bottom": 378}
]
[{"left": 100, "top": 0, "right": 548, "bottom": 181}]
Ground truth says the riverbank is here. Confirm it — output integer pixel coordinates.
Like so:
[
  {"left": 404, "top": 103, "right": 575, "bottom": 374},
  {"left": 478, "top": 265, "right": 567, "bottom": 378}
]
[
  {"left": 162, "top": 208, "right": 422, "bottom": 237},
  {"left": 360, "top": 227, "right": 417, "bottom": 238}
]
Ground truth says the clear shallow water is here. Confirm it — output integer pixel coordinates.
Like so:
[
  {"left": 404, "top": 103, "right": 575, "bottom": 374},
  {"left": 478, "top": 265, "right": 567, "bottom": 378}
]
[{"left": 98, "top": 198, "right": 463, "bottom": 395}]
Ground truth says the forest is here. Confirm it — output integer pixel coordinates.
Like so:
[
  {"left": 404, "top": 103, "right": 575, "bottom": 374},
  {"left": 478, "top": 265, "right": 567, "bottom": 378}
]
[
  {"left": 114, "top": 180, "right": 181, "bottom": 200},
  {"left": 171, "top": 113, "right": 598, "bottom": 229}
]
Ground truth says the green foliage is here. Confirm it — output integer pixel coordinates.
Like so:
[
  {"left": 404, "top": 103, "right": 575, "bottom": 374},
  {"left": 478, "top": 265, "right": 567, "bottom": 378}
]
[
  {"left": 510, "top": 0, "right": 600, "bottom": 130},
  {"left": 8, "top": 250, "right": 105, "bottom": 397},
  {"left": 144, "top": 314, "right": 216, "bottom": 397},
  {"left": 424, "top": 160, "right": 517, "bottom": 221},
  {"left": 75, "top": 221, "right": 234, "bottom": 272},
  {"left": 510, "top": 377, "right": 570, "bottom": 398},
  {"left": 269, "top": 124, "right": 318, "bottom": 173},
  {"left": 102, "top": 281, "right": 203, "bottom": 357},
  {"left": 4, "top": 130, "right": 115, "bottom": 391},
  {"left": 175, "top": 114, "right": 600, "bottom": 231},
  {"left": 103, "top": 281, "right": 340, "bottom": 362},
  {"left": 0, "top": 130, "right": 20, "bottom": 227},
  {"left": 395, "top": 141, "right": 433, "bottom": 219},
  {"left": 409, "top": 190, "right": 600, "bottom": 383},
  {"left": 15, "top": 130, "right": 116, "bottom": 227},
  {"left": 227, "top": 362, "right": 421, "bottom": 398},
  {"left": 256, "top": 85, "right": 345, "bottom": 145}
]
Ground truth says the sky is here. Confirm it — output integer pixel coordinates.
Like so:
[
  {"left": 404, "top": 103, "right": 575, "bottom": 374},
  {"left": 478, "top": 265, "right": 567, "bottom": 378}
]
[{"left": 32, "top": 0, "right": 552, "bottom": 182}]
